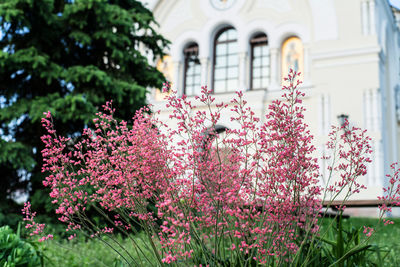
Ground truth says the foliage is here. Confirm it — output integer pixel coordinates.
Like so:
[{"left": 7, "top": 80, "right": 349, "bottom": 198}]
[
  {"left": 0, "top": 202, "right": 22, "bottom": 229},
  {"left": 0, "top": 225, "right": 44, "bottom": 267},
  {"left": 11, "top": 218, "right": 393, "bottom": 267},
  {"left": 297, "top": 215, "right": 389, "bottom": 267},
  {"left": 341, "top": 217, "right": 400, "bottom": 266},
  {"left": 0, "top": 0, "right": 169, "bottom": 215}
]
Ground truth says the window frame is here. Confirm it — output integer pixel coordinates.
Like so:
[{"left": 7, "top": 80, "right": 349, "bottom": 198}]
[
  {"left": 183, "top": 43, "right": 201, "bottom": 96},
  {"left": 250, "top": 33, "right": 269, "bottom": 90},
  {"left": 212, "top": 26, "right": 239, "bottom": 94}
]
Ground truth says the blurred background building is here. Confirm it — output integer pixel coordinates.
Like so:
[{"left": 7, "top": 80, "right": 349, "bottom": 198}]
[{"left": 145, "top": 0, "right": 400, "bottom": 202}]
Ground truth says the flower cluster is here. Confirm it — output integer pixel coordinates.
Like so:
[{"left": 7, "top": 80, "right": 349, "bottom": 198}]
[
  {"left": 153, "top": 71, "right": 324, "bottom": 265},
  {"left": 378, "top": 162, "right": 400, "bottom": 225},
  {"left": 37, "top": 70, "right": 400, "bottom": 265},
  {"left": 41, "top": 102, "right": 173, "bottom": 242},
  {"left": 21, "top": 202, "right": 53, "bottom": 242},
  {"left": 323, "top": 120, "right": 372, "bottom": 203}
]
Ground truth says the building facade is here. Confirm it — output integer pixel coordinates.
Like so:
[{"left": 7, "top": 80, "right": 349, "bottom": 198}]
[{"left": 147, "top": 0, "right": 400, "bottom": 202}]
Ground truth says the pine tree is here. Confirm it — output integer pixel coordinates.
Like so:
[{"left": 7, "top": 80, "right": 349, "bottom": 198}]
[{"left": 0, "top": 0, "right": 169, "bottom": 215}]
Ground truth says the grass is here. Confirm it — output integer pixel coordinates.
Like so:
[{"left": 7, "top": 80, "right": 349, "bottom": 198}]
[
  {"left": 350, "top": 217, "right": 400, "bottom": 266},
  {"left": 41, "top": 217, "right": 400, "bottom": 266},
  {"left": 318, "top": 217, "right": 400, "bottom": 266},
  {"left": 43, "top": 232, "right": 158, "bottom": 267}
]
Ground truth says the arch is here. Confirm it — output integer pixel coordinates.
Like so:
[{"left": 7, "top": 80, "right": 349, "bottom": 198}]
[
  {"left": 200, "top": 17, "right": 245, "bottom": 58},
  {"left": 241, "top": 19, "right": 275, "bottom": 50},
  {"left": 269, "top": 22, "right": 310, "bottom": 49},
  {"left": 170, "top": 31, "right": 202, "bottom": 62}
]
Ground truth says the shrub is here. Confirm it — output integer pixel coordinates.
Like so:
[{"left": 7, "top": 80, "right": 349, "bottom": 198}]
[
  {"left": 0, "top": 225, "right": 44, "bottom": 266},
  {"left": 36, "top": 71, "right": 400, "bottom": 266}
]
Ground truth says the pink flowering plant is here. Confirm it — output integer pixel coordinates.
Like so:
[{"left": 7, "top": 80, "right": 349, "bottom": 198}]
[
  {"left": 34, "top": 70, "right": 400, "bottom": 266},
  {"left": 22, "top": 202, "right": 53, "bottom": 242}
]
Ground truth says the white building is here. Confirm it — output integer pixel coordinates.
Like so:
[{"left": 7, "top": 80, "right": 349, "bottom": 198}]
[{"left": 147, "top": 0, "right": 400, "bottom": 203}]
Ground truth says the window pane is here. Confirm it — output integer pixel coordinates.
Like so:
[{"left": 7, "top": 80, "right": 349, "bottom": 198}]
[
  {"left": 216, "top": 55, "right": 227, "bottom": 67},
  {"left": 215, "top": 68, "right": 226, "bottom": 80},
  {"left": 227, "top": 29, "right": 237, "bottom": 40},
  {"left": 227, "top": 42, "right": 237, "bottom": 54},
  {"left": 194, "top": 75, "right": 201, "bottom": 85},
  {"left": 254, "top": 46, "right": 262, "bottom": 57},
  {"left": 214, "top": 80, "right": 225, "bottom": 93},
  {"left": 227, "top": 67, "right": 238, "bottom": 79},
  {"left": 261, "top": 56, "right": 270, "bottom": 67},
  {"left": 191, "top": 65, "right": 198, "bottom": 75},
  {"left": 227, "top": 54, "right": 238, "bottom": 66},
  {"left": 262, "top": 45, "right": 269, "bottom": 55},
  {"left": 253, "top": 67, "right": 261, "bottom": 78},
  {"left": 227, "top": 79, "right": 238, "bottom": 91},
  {"left": 218, "top": 31, "right": 228, "bottom": 42},
  {"left": 216, "top": 43, "right": 227, "bottom": 55},
  {"left": 186, "top": 65, "right": 193, "bottom": 75},
  {"left": 262, "top": 65, "right": 270, "bottom": 73},
  {"left": 253, "top": 57, "right": 261, "bottom": 67}
]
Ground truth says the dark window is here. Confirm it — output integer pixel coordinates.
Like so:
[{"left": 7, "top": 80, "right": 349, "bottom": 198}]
[
  {"left": 184, "top": 43, "right": 201, "bottom": 95},
  {"left": 250, "top": 33, "right": 269, "bottom": 90},
  {"left": 213, "top": 27, "right": 238, "bottom": 93}
]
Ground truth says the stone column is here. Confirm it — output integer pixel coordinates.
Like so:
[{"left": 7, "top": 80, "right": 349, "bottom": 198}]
[
  {"left": 303, "top": 45, "right": 311, "bottom": 84},
  {"left": 172, "top": 60, "right": 183, "bottom": 95},
  {"left": 238, "top": 52, "right": 248, "bottom": 91},
  {"left": 361, "top": 1, "right": 369, "bottom": 35},
  {"left": 200, "top": 57, "right": 210, "bottom": 89},
  {"left": 269, "top": 48, "right": 279, "bottom": 89},
  {"left": 369, "top": 0, "right": 376, "bottom": 35}
]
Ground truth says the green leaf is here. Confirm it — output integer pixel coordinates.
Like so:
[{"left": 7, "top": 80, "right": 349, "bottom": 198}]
[{"left": 328, "top": 244, "right": 372, "bottom": 267}]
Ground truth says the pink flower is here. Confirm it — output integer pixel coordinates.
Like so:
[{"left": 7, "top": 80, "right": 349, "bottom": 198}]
[
  {"left": 363, "top": 226, "right": 374, "bottom": 237},
  {"left": 37, "top": 70, "right": 396, "bottom": 265}
]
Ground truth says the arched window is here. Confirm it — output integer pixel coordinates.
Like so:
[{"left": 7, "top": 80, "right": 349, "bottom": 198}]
[
  {"left": 250, "top": 33, "right": 269, "bottom": 90},
  {"left": 213, "top": 27, "right": 238, "bottom": 93},
  {"left": 281, "top": 36, "right": 304, "bottom": 81},
  {"left": 183, "top": 43, "right": 201, "bottom": 95}
]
